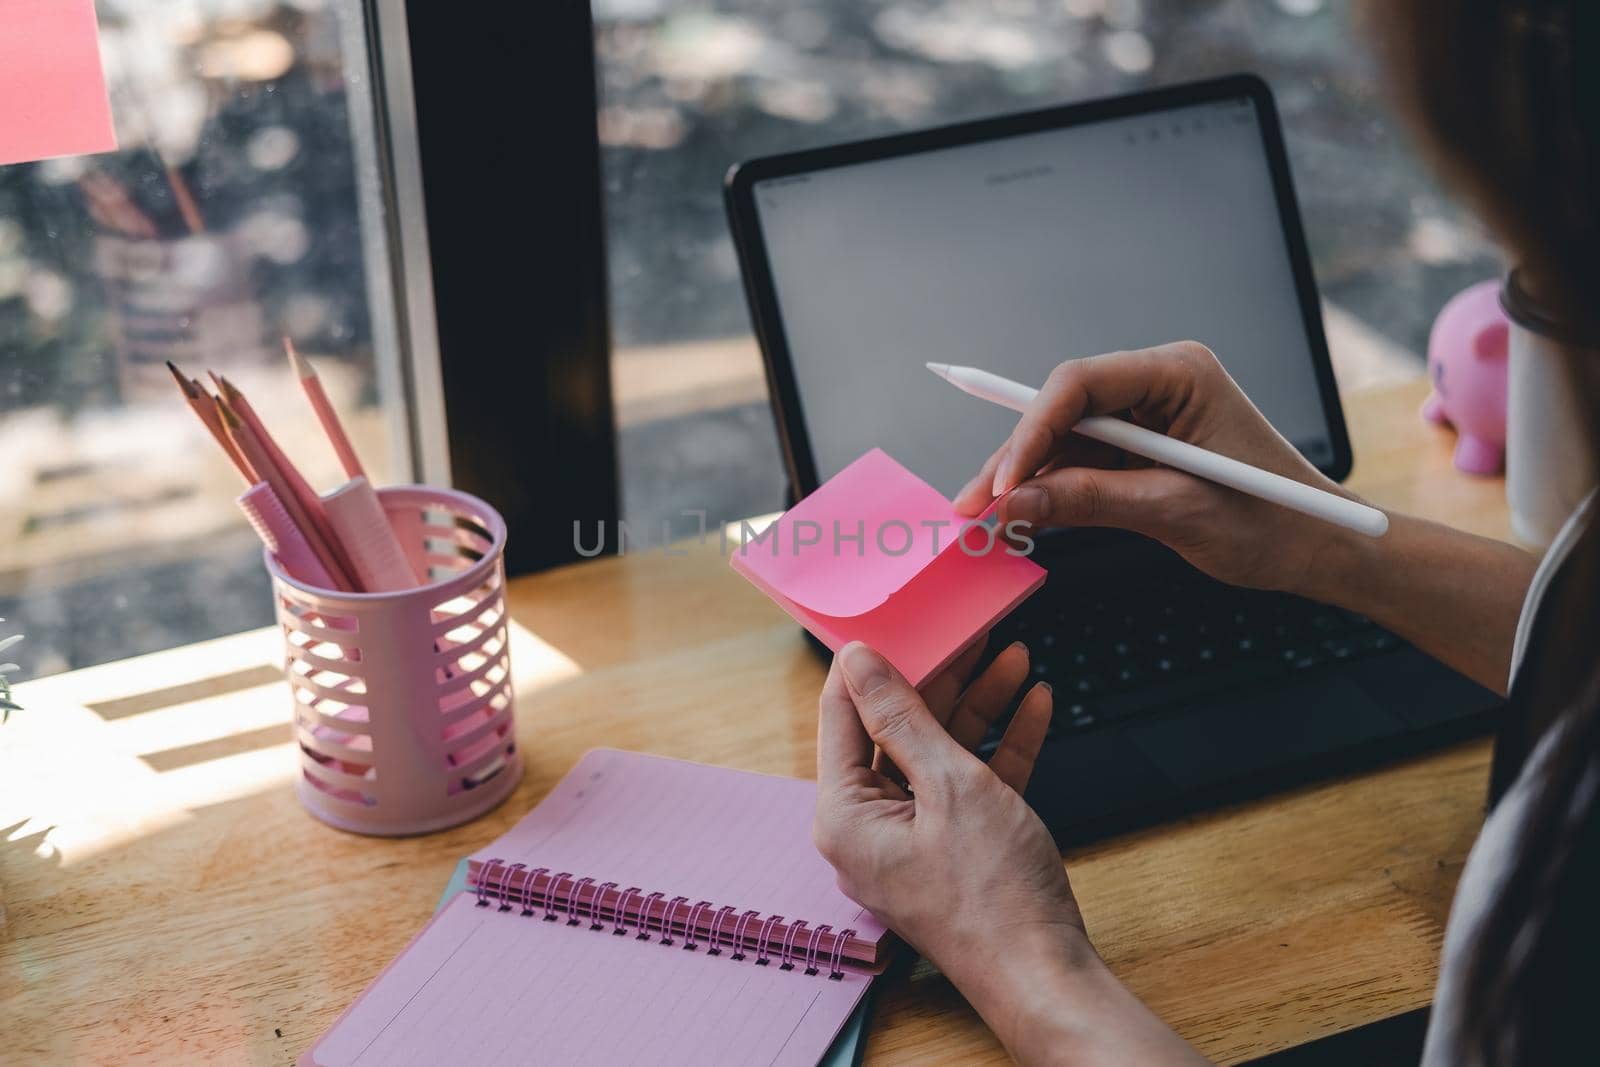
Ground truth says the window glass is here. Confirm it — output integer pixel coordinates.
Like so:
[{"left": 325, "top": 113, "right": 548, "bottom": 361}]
[
  {"left": 1, "top": 0, "right": 409, "bottom": 676},
  {"left": 597, "top": 0, "right": 1499, "bottom": 533}
]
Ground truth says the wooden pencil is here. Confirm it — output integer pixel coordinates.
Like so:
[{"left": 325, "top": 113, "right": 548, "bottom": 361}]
[
  {"left": 285, "top": 339, "right": 366, "bottom": 479},
  {"left": 215, "top": 397, "right": 355, "bottom": 592},
  {"left": 167, "top": 361, "right": 253, "bottom": 483},
  {"left": 213, "top": 376, "right": 361, "bottom": 591},
  {"left": 164, "top": 164, "right": 205, "bottom": 235}
]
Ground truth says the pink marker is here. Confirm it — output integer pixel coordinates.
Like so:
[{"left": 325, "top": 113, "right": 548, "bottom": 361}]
[
  {"left": 237, "top": 481, "right": 335, "bottom": 589},
  {"left": 322, "top": 476, "right": 419, "bottom": 592}
]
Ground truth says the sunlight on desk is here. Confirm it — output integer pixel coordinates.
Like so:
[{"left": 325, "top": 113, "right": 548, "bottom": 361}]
[{"left": 1, "top": 618, "right": 583, "bottom": 873}]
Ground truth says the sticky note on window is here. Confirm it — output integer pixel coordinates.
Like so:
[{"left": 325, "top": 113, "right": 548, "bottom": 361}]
[
  {"left": 732, "top": 448, "right": 1046, "bottom": 687},
  {"left": 0, "top": 0, "right": 117, "bottom": 167}
]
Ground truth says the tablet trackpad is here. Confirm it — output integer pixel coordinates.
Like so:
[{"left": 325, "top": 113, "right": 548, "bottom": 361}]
[{"left": 1125, "top": 677, "right": 1404, "bottom": 790}]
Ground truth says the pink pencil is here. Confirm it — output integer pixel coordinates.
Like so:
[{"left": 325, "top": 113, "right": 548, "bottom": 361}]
[
  {"left": 285, "top": 339, "right": 366, "bottom": 480},
  {"left": 167, "top": 361, "right": 253, "bottom": 483},
  {"left": 214, "top": 375, "right": 361, "bottom": 591},
  {"left": 216, "top": 398, "right": 354, "bottom": 592}
]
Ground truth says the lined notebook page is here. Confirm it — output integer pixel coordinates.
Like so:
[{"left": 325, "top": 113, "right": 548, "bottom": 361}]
[
  {"left": 306, "top": 750, "right": 880, "bottom": 1067},
  {"left": 465, "top": 749, "right": 886, "bottom": 950},
  {"left": 304, "top": 892, "right": 870, "bottom": 1067}
]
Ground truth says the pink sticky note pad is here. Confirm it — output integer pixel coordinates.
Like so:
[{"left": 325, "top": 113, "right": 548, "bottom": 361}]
[
  {"left": 0, "top": 0, "right": 117, "bottom": 167},
  {"left": 732, "top": 448, "right": 1046, "bottom": 687}
]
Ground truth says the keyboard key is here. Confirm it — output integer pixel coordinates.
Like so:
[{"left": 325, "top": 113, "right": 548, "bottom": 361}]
[
  {"left": 1059, "top": 701, "right": 1097, "bottom": 732},
  {"left": 1309, "top": 612, "right": 1343, "bottom": 635},
  {"left": 1360, "top": 631, "right": 1398, "bottom": 653},
  {"left": 1068, "top": 676, "right": 1103, "bottom": 696},
  {"left": 1321, "top": 637, "right": 1361, "bottom": 661}
]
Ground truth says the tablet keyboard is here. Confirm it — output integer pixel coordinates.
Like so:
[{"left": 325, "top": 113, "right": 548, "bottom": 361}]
[{"left": 979, "top": 562, "right": 1402, "bottom": 752}]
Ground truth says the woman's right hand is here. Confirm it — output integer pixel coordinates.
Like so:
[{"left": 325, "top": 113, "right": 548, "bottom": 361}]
[{"left": 955, "top": 340, "right": 1372, "bottom": 598}]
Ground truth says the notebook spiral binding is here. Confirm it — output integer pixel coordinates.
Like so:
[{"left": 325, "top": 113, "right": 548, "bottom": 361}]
[{"left": 474, "top": 858, "right": 858, "bottom": 981}]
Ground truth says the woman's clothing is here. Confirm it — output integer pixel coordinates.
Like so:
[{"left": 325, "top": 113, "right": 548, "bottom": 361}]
[{"left": 1419, "top": 490, "right": 1594, "bottom": 1066}]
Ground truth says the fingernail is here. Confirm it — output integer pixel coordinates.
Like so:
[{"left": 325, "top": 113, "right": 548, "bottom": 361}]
[
  {"left": 1006, "top": 486, "right": 1048, "bottom": 523},
  {"left": 1008, "top": 640, "right": 1028, "bottom": 657},
  {"left": 840, "top": 642, "right": 890, "bottom": 694},
  {"left": 1037, "top": 681, "right": 1052, "bottom": 695},
  {"left": 990, "top": 448, "right": 1011, "bottom": 497}
]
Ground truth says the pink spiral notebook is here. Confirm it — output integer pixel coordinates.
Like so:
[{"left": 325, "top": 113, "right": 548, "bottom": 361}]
[{"left": 304, "top": 750, "right": 890, "bottom": 1066}]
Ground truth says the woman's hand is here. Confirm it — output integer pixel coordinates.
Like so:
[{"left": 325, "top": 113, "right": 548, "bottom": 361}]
[
  {"left": 814, "top": 640, "right": 1081, "bottom": 976},
  {"left": 954, "top": 341, "right": 1365, "bottom": 597},
  {"left": 951, "top": 340, "right": 1537, "bottom": 693},
  {"left": 815, "top": 640, "right": 1206, "bottom": 1065}
]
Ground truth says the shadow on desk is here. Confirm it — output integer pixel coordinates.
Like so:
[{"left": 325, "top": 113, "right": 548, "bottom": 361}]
[{"left": 1248, "top": 1008, "right": 1428, "bottom": 1066}]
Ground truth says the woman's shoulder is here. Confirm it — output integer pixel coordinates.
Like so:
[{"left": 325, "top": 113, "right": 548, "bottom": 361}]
[{"left": 1425, "top": 693, "right": 1600, "bottom": 1065}]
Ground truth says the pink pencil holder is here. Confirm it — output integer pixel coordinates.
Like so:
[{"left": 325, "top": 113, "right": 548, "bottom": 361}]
[{"left": 265, "top": 485, "right": 523, "bottom": 836}]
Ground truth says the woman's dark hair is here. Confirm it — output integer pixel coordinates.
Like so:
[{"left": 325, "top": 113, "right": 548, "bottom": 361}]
[{"left": 1365, "top": 2, "right": 1600, "bottom": 1063}]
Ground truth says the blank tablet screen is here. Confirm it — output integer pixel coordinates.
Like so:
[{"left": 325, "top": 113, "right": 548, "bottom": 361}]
[{"left": 750, "top": 93, "right": 1337, "bottom": 497}]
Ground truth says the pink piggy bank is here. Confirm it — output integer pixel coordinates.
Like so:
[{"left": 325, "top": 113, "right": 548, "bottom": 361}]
[{"left": 1422, "top": 279, "right": 1510, "bottom": 474}]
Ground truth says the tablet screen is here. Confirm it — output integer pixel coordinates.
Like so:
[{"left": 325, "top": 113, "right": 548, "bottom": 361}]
[{"left": 750, "top": 94, "right": 1338, "bottom": 497}]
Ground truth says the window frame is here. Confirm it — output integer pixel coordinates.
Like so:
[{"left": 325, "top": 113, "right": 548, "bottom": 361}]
[{"left": 391, "top": 0, "right": 620, "bottom": 575}]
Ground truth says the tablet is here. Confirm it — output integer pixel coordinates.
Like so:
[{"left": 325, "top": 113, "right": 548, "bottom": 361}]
[{"left": 724, "top": 73, "right": 1350, "bottom": 501}]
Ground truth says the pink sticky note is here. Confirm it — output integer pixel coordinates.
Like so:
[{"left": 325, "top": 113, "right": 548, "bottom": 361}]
[
  {"left": 732, "top": 448, "right": 1046, "bottom": 687},
  {"left": 0, "top": 0, "right": 117, "bottom": 167}
]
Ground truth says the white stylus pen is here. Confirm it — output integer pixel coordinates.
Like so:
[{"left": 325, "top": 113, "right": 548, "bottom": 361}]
[{"left": 926, "top": 362, "right": 1389, "bottom": 538}]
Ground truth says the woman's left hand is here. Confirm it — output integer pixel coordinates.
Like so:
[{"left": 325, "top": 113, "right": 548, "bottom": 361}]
[
  {"left": 813, "top": 639, "right": 1085, "bottom": 1009},
  {"left": 814, "top": 640, "right": 1209, "bottom": 1066}
]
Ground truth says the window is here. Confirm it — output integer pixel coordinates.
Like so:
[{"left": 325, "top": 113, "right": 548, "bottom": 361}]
[
  {"left": 1, "top": 0, "right": 416, "bottom": 676},
  {"left": 596, "top": 0, "right": 1500, "bottom": 533}
]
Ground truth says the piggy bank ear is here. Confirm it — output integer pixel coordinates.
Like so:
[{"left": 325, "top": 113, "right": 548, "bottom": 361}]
[{"left": 1474, "top": 319, "right": 1510, "bottom": 360}]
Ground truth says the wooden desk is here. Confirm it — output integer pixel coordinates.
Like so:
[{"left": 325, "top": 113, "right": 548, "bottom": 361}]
[{"left": 1, "top": 377, "right": 1520, "bottom": 1064}]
